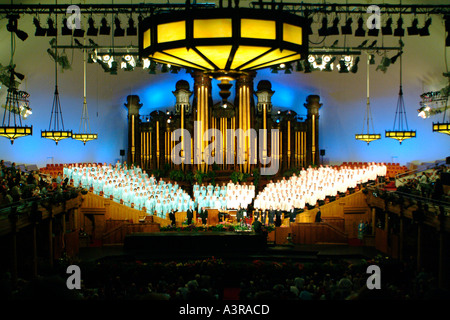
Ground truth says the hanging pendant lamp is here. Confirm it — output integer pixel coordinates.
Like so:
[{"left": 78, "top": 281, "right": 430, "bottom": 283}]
[
  {"left": 72, "top": 39, "right": 98, "bottom": 145},
  {"left": 385, "top": 53, "right": 416, "bottom": 144},
  {"left": 432, "top": 74, "right": 450, "bottom": 135},
  {"left": 355, "top": 53, "right": 381, "bottom": 144},
  {"left": 41, "top": 1, "right": 72, "bottom": 144},
  {"left": 0, "top": 21, "right": 32, "bottom": 144}
]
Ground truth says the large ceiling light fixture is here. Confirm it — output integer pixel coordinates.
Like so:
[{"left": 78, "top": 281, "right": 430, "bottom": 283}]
[
  {"left": 385, "top": 53, "right": 416, "bottom": 144},
  {"left": 139, "top": 5, "right": 308, "bottom": 72},
  {"left": 355, "top": 54, "right": 381, "bottom": 145},
  {"left": 41, "top": 3, "right": 72, "bottom": 144},
  {"left": 72, "top": 41, "right": 98, "bottom": 145},
  {"left": 0, "top": 28, "right": 32, "bottom": 144}
]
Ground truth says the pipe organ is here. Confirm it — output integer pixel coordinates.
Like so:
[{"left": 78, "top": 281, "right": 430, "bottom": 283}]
[{"left": 126, "top": 72, "right": 321, "bottom": 175}]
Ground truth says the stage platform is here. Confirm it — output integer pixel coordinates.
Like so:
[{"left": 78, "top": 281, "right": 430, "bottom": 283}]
[{"left": 123, "top": 231, "right": 267, "bottom": 255}]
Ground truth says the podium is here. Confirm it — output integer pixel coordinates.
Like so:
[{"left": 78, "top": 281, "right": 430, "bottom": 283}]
[{"left": 206, "top": 208, "right": 219, "bottom": 226}]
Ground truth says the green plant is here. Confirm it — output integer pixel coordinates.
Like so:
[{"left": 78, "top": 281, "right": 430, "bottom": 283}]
[
  {"left": 169, "top": 170, "right": 185, "bottom": 182},
  {"left": 207, "top": 170, "right": 216, "bottom": 185},
  {"left": 194, "top": 171, "right": 207, "bottom": 184},
  {"left": 252, "top": 168, "right": 261, "bottom": 188}
]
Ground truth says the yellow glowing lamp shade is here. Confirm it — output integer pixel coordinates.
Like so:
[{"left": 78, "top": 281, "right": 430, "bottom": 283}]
[
  {"left": 41, "top": 130, "right": 73, "bottom": 145},
  {"left": 0, "top": 126, "right": 32, "bottom": 144},
  {"left": 355, "top": 133, "right": 381, "bottom": 145},
  {"left": 140, "top": 8, "right": 307, "bottom": 72},
  {"left": 194, "top": 19, "right": 232, "bottom": 38},
  {"left": 72, "top": 133, "right": 98, "bottom": 145},
  {"left": 432, "top": 122, "right": 450, "bottom": 135},
  {"left": 385, "top": 130, "right": 416, "bottom": 144}
]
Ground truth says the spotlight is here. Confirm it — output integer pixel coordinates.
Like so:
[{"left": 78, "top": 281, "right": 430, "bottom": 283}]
[
  {"left": 304, "top": 61, "right": 312, "bottom": 73},
  {"left": 368, "top": 26, "right": 379, "bottom": 37},
  {"left": 350, "top": 56, "right": 360, "bottom": 73},
  {"left": 420, "top": 18, "right": 432, "bottom": 36},
  {"left": 355, "top": 17, "right": 365, "bottom": 37},
  {"left": 99, "top": 17, "right": 111, "bottom": 35},
  {"left": 357, "top": 40, "right": 368, "bottom": 48},
  {"left": 61, "top": 18, "right": 72, "bottom": 36},
  {"left": 407, "top": 17, "right": 419, "bottom": 35},
  {"left": 121, "top": 55, "right": 135, "bottom": 71},
  {"left": 382, "top": 17, "right": 393, "bottom": 35},
  {"left": 127, "top": 17, "right": 137, "bottom": 36},
  {"left": 327, "top": 17, "right": 339, "bottom": 35},
  {"left": 46, "top": 18, "right": 57, "bottom": 37},
  {"left": 323, "top": 56, "right": 335, "bottom": 72},
  {"left": 87, "top": 17, "right": 98, "bottom": 36},
  {"left": 338, "top": 59, "right": 349, "bottom": 73},
  {"left": 368, "top": 40, "right": 377, "bottom": 48},
  {"left": 394, "top": 17, "right": 405, "bottom": 37},
  {"left": 73, "top": 26, "right": 85, "bottom": 38},
  {"left": 341, "top": 17, "right": 352, "bottom": 35},
  {"left": 6, "top": 15, "right": 28, "bottom": 41},
  {"left": 318, "top": 17, "right": 328, "bottom": 36},
  {"left": 295, "top": 60, "right": 304, "bottom": 72},
  {"left": 33, "top": 17, "right": 47, "bottom": 36},
  {"left": 270, "top": 66, "right": 278, "bottom": 73},
  {"left": 369, "top": 54, "right": 376, "bottom": 65},
  {"left": 376, "top": 56, "right": 391, "bottom": 73},
  {"left": 161, "top": 64, "right": 169, "bottom": 73},
  {"left": 390, "top": 51, "right": 403, "bottom": 64},
  {"left": 110, "top": 61, "right": 118, "bottom": 75},
  {"left": 88, "top": 39, "right": 98, "bottom": 47},
  {"left": 114, "top": 17, "right": 125, "bottom": 37},
  {"left": 284, "top": 63, "right": 292, "bottom": 74}
]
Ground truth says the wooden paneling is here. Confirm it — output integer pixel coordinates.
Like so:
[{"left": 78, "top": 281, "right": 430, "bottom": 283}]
[
  {"left": 291, "top": 223, "right": 347, "bottom": 244},
  {"left": 375, "top": 227, "right": 388, "bottom": 254}
]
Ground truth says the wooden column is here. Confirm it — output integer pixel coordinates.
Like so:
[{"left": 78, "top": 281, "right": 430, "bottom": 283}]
[{"left": 371, "top": 207, "right": 376, "bottom": 236}]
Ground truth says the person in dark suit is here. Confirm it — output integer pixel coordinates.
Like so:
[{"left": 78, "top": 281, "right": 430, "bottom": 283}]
[
  {"left": 262, "top": 208, "right": 268, "bottom": 225},
  {"left": 186, "top": 205, "right": 194, "bottom": 225},
  {"left": 268, "top": 206, "right": 275, "bottom": 225},
  {"left": 315, "top": 208, "right": 322, "bottom": 223},
  {"left": 236, "top": 206, "right": 244, "bottom": 223},
  {"left": 275, "top": 208, "right": 282, "bottom": 227},
  {"left": 199, "top": 207, "right": 208, "bottom": 225},
  {"left": 288, "top": 205, "right": 297, "bottom": 223},
  {"left": 252, "top": 219, "right": 263, "bottom": 234},
  {"left": 253, "top": 209, "right": 260, "bottom": 222},
  {"left": 169, "top": 209, "right": 176, "bottom": 226}
]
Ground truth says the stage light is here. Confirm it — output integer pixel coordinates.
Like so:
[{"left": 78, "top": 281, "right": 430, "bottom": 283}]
[
  {"left": 420, "top": 17, "right": 432, "bottom": 36},
  {"left": 279, "top": 63, "right": 286, "bottom": 69},
  {"left": 99, "top": 17, "right": 111, "bottom": 35},
  {"left": 376, "top": 56, "right": 391, "bottom": 73},
  {"left": 6, "top": 15, "right": 28, "bottom": 41},
  {"left": 33, "top": 17, "right": 47, "bottom": 36},
  {"left": 270, "top": 66, "right": 278, "bottom": 73},
  {"left": 382, "top": 17, "right": 393, "bottom": 35},
  {"left": 390, "top": 51, "right": 403, "bottom": 64},
  {"left": 350, "top": 56, "right": 360, "bottom": 73},
  {"left": 110, "top": 61, "right": 118, "bottom": 75},
  {"left": 368, "top": 26, "right": 379, "bottom": 37},
  {"left": 369, "top": 54, "right": 376, "bottom": 65},
  {"left": 87, "top": 17, "right": 98, "bottom": 36},
  {"left": 295, "top": 60, "right": 303, "bottom": 72},
  {"left": 355, "top": 17, "right": 365, "bottom": 37},
  {"left": 127, "top": 17, "right": 137, "bottom": 36},
  {"left": 324, "top": 56, "right": 335, "bottom": 72},
  {"left": 161, "top": 64, "right": 169, "bottom": 73},
  {"left": 407, "top": 17, "right": 419, "bottom": 35},
  {"left": 338, "top": 59, "right": 349, "bottom": 73},
  {"left": 394, "top": 17, "right": 405, "bottom": 37},
  {"left": 327, "top": 17, "right": 339, "bottom": 35},
  {"left": 341, "top": 17, "right": 352, "bottom": 35},
  {"left": 114, "top": 17, "right": 125, "bottom": 37},
  {"left": 357, "top": 40, "right": 368, "bottom": 48},
  {"left": 284, "top": 63, "right": 292, "bottom": 74},
  {"left": 73, "top": 23, "right": 85, "bottom": 37},
  {"left": 88, "top": 39, "right": 98, "bottom": 47},
  {"left": 304, "top": 61, "right": 312, "bottom": 73},
  {"left": 318, "top": 17, "right": 328, "bottom": 36},
  {"left": 61, "top": 18, "right": 72, "bottom": 36},
  {"left": 121, "top": 55, "right": 136, "bottom": 71},
  {"left": 47, "top": 18, "right": 57, "bottom": 37}
]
